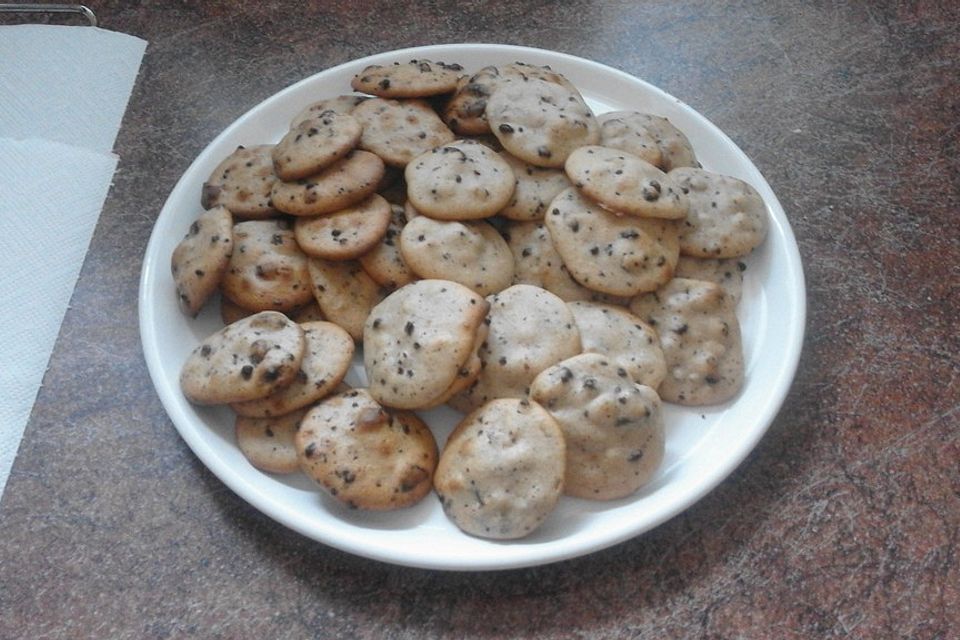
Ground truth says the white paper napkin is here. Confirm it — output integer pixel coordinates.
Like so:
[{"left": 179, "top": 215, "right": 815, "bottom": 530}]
[{"left": 0, "top": 25, "right": 146, "bottom": 495}]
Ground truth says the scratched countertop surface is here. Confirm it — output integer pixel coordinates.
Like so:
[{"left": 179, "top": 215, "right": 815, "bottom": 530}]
[{"left": 1, "top": 1, "right": 957, "bottom": 638}]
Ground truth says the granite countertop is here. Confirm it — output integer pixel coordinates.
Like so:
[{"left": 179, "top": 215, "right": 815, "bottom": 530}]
[{"left": 1, "top": 1, "right": 957, "bottom": 638}]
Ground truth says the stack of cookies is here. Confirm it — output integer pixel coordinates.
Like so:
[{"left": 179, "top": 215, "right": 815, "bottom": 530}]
[{"left": 171, "top": 56, "right": 768, "bottom": 540}]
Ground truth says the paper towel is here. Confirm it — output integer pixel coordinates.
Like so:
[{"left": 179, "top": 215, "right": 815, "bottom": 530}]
[{"left": 0, "top": 25, "right": 146, "bottom": 495}]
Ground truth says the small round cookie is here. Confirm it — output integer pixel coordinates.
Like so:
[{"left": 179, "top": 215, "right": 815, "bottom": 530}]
[
  {"left": 505, "top": 221, "right": 629, "bottom": 304},
  {"left": 529, "top": 353, "right": 665, "bottom": 500},
  {"left": 600, "top": 111, "right": 698, "bottom": 171},
  {"left": 271, "top": 111, "right": 363, "bottom": 181},
  {"left": 358, "top": 204, "right": 417, "bottom": 289},
  {"left": 221, "top": 219, "right": 313, "bottom": 312},
  {"left": 294, "top": 193, "right": 392, "bottom": 260},
  {"left": 670, "top": 168, "right": 768, "bottom": 258},
  {"left": 564, "top": 146, "right": 688, "bottom": 220},
  {"left": 566, "top": 301, "right": 666, "bottom": 389},
  {"left": 271, "top": 150, "right": 385, "bottom": 217},
  {"left": 545, "top": 187, "right": 679, "bottom": 297},
  {"left": 351, "top": 59, "right": 464, "bottom": 98},
  {"left": 171, "top": 205, "right": 234, "bottom": 316},
  {"left": 364, "top": 279, "right": 489, "bottom": 410},
  {"left": 442, "top": 69, "right": 499, "bottom": 135},
  {"left": 597, "top": 111, "right": 663, "bottom": 167},
  {"left": 500, "top": 61, "right": 580, "bottom": 94},
  {"left": 201, "top": 145, "right": 277, "bottom": 219},
  {"left": 405, "top": 140, "right": 516, "bottom": 220},
  {"left": 289, "top": 95, "right": 370, "bottom": 129},
  {"left": 306, "top": 257, "right": 384, "bottom": 341},
  {"left": 231, "top": 321, "right": 354, "bottom": 418},
  {"left": 675, "top": 256, "right": 746, "bottom": 305},
  {"left": 497, "top": 152, "right": 572, "bottom": 221},
  {"left": 180, "top": 311, "right": 305, "bottom": 405},
  {"left": 629, "top": 278, "right": 744, "bottom": 405},
  {"left": 449, "top": 284, "right": 582, "bottom": 413},
  {"left": 399, "top": 216, "right": 514, "bottom": 296},
  {"left": 235, "top": 407, "right": 307, "bottom": 474},
  {"left": 296, "top": 389, "right": 438, "bottom": 510},
  {"left": 353, "top": 98, "right": 455, "bottom": 167},
  {"left": 434, "top": 398, "right": 565, "bottom": 539},
  {"left": 486, "top": 77, "right": 599, "bottom": 168}
]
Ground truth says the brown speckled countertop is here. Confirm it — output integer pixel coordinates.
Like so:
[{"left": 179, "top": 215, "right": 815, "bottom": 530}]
[{"left": 1, "top": 1, "right": 958, "bottom": 638}]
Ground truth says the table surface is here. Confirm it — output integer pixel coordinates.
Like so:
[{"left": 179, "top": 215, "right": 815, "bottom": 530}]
[{"left": 2, "top": 1, "right": 958, "bottom": 638}]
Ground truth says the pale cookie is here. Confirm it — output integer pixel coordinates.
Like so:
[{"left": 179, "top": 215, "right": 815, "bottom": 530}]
[
  {"left": 670, "top": 167, "right": 768, "bottom": 258},
  {"left": 290, "top": 95, "right": 370, "bottom": 129},
  {"left": 564, "top": 145, "right": 688, "bottom": 219},
  {"left": 364, "top": 279, "right": 489, "bottom": 410},
  {"left": 294, "top": 193, "right": 392, "bottom": 260},
  {"left": 486, "top": 77, "right": 599, "bottom": 168},
  {"left": 545, "top": 187, "right": 679, "bottom": 296},
  {"left": 434, "top": 398, "right": 565, "bottom": 539},
  {"left": 231, "top": 321, "right": 354, "bottom": 418},
  {"left": 566, "top": 301, "right": 666, "bottom": 390},
  {"left": 629, "top": 278, "right": 744, "bottom": 405},
  {"left": 504, "top": 220, "right": 629, "bottom": 304},
  {"left": 449, "top": 284, "right": 582, "bottom": 413},
  {"left": 497, "top": 151, "right": 571, "bottom": 221},
  {"left": 351, "top": 59, "right": 464, "bottom": 98},
  {"left": 399, "top": 216, "right": 514, "bottom": 296},
  {"left": 405, "top": 140, "right": 515, "bottom": 220},
  {"left": 171, "top": 205, "right": 234, "bottom": 316},
  {"left": 675, "top": 256, "right": 746, "bottom": 305},
  {"left": 443, "top": 69, "right": 498, "bottom": 135},
  {"left": 500, "top": 61, "right": 580, "bottom": 93},
  {"left": 296, "top": 389, "right": 438, "bottom": 510},
  {"left": 353, "top": 98, "right": 455, "bottom": 167},
  {"left": 422, "top": 320, "right": 488, "bottom": 408},
  {"left": 306, "top": 257, "right": 384, "bottom": 341},
  {"left": 598, "top": 111, "right": 663, "bottom": 166},
  {"left": 599, "top": 111, "right": 698, "bottom": 171},
  {"left": 235, "top": 408, "right": 307, "bottom": 474},
  {"left": 201, "top": 145, "right": 277, "bottom": 219},
  {"left": 272, "top": 111, "right": 363, "bottom": 181},
  {"left": 529, "top": 353, "right": 664, "bottom": 500},
  {"left": 221, "top": 219, "right": 313, "bottom": 312},
  {"left": 358, "top": 204, "right": 417, "bottom": 289},
  {"left": 271, "top": 149, "right": 385, "bottom": 217},
  {"left": 180, "top": 311, "right": 305, "bottom": 405}
]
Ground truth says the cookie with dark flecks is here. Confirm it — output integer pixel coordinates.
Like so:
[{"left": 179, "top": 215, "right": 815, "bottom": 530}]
[
  {"left": 220, "top": 219, "right": 313, "bottom": 312},
  {"left": 448, "top": 284, "right": 582, "bottom": 414},
  {"left": 351, "top": 59, "right": 464, "bottom": 98},
  {"left": 231, "top": 321, "right": 354, "bottom": 418},
  {"left": 201, "top": 145, "right": 278, "bottom": 219},
  {"left": 294, "top": 193, "right": 392, "bottom": 260},
  {"left": 497, "top": 152, "right": 571, "bottom": 221},
  {"left": 358, "top": 204, "right": 417, "bottom": 289},
  {"left": 306, "top": 257, "right": 384, "bottom": 341},
  {"left": 564, "top": 145, "right": 688, "bottom": 219},
  {"left": 566, "top": 301, "right": 666, "bottom": 390},
  {"left": 597, "top": 112, "right": 663, "bottom": 167},
  {"left": 434, "top": 397, "right": 566, "bottom": 539},
  {"left": 171, "top": 205, "right": 234, "bottom": 316},
  {"left": 352, "top": 98, "right": 455, "bottom": 167},
  {"left": 180, "top": 311, "right": 305, "bottom": 405},
  {"left": 442, "top": 67, "right": 500, "bottom": 135},
  {"left": 629, "top": 278, "right": 744, "bottom": 405},
  {"left": 235, "top": 407, "right": 308, "bottom": 474},
  {"left": 296, "top": 389, "right": 438, "bottom": 510},
  {"left": 399, "top": 216, "right": 513, "bottom": 296},
  {"left": 674, "top": 256, "right": 746, "bottom": 305},
  {"left": 271, "top": 150, "right": 385, "bottom": 217},
  {"left": 599, "top": 111, "right": 698, "bottom": 171},
  {"left": 544, "top": 187, "right": 679, "bottom": 297},
  {"left": 364, "top": 279, "right": 489, "bottom": 410},
  {"left": 670, "top": 167, "right": 767, "bottom": 258},
  {"left": 529, "top": 353, "right": 664, "bottom": 500},
  {"left": 272, "top": 111, "right": 363, "bottom": 181},
  {"left": 486, "top": 77, "right": 599, "bottom": 168},
  {"left": 405, "top": 139, "right": 515, "bottom": 220},
  {"left": 289, "top": 95, "right": 370, "bottom": 129}
]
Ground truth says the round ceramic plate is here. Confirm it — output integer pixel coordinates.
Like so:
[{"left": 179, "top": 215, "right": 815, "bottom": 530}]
[{"left": 139, "top": 44, "right": 805, "bottom": 571}]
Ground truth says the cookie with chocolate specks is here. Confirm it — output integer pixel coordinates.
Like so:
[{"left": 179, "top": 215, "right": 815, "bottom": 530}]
[
  {"left": 201, "top": 145, "right": 278, "bottom": 219},
  {"left": 351, "top": 59, "right": 463, "bottom": 98},
  {"left": 352, "top": 98, "right": 455, "bottom": 167},
  {"left": 171, "top": 205, "right": 234, "bottom": 316}
]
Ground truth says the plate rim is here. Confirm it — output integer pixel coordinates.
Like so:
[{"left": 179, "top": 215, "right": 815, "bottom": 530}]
[{"left": 139, "top": 42, "right": 806, "bottom": 571}]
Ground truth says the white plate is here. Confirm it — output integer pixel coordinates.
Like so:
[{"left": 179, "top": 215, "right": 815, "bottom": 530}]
[{"left": 139, "top": 44, "right": 805, "bottom": 571}]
